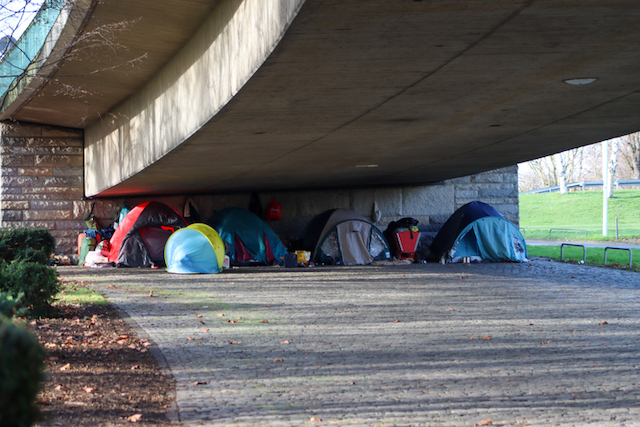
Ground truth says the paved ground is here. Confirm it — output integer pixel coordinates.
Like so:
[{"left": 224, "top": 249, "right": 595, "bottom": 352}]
[{"left": 58, "top": 259, "right": 640, "bottom": 427}]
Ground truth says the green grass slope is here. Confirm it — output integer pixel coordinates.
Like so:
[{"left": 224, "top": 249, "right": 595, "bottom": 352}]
[{"left": 519, "top": 190, "right": 640, "bottom": 240}]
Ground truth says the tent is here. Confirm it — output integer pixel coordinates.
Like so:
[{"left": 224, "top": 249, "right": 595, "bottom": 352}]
[
  {"left": 164, "top": 223, "right": 225, "bottom": 274},
  {"left": 298, "top": 209, "right": 391, "bottom": 265},
  {"left": 429, "top": 201, "right": 527, "bottom": 263},
  {"left": 109, "top": 201, "right": 187, "bottom": 267},
  {"left": 206, "top": 207, "right": 287, "bottom": 265}
]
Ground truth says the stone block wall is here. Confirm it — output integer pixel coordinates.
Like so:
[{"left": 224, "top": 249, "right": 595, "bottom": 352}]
[{"left": 0, "top": 122, "right": 90, "bottom": 255}]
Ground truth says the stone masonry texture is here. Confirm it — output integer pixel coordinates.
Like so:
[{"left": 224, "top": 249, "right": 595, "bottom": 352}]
[{"left": 0, "top": 122, "right": 89, "bottom": 255}]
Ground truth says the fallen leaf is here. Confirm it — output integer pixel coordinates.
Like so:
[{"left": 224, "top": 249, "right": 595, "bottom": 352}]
[
  {"left": 54, "top": 384, "right": 68, "bottom": 391},
  {"left": 229, "top": 341, "right": 242, "bottom": 345},
  {"left": 131, "top": 365, "right": 140, "bottom": 370},
  {"left": 600, "top": 321, "right": 608, "bottom": 325},
  {"left": 273, "top": 358, "right": 284, "bottom": 362},
  {"left": 228, "top": 320, "right": 238, "bottom": 323},
  {"left": 197, "top": 314, "right": 203, "bottom": 318},
  {"left": 310, "top": 417, "right": 322, "bottom": 422},
  {"left": 127, "top": 413, "right": 143, "bottom": 423},
  {"left": 349, "top": 381, "right": 356, "bottom": 385},
  {"left": 148, "top": 290, "right": 153, "bottom": 297},
  {"left": 198, "top": 320, "right": 206, "bottom": 325},
  {"left": 202, "top": 328, "right": 210, "bottom": 333},
  {"left": 116, "top": 334, "right": 130, "bottom": 341},
  {"left": 64, "top": 401, "right": 87, "bottom": 407},
  {"left": 474, "top": 420, "right": 492, "bottom": 426},
  {"left": 446, "top": 308, "right": 453, "bottom": 311},
  {"left": 83, "top": 386, "right": 96, "bottom": 394},
  {"left": 480, "top": 336, "right": 491, "bottom": 341},
  {"left": 216, "top": 313, "right": 225, "bottom": 317},
  {"left": 60, "top": 363, "right": 71, "bottom": 371},
  {"left": 281, "top": 340, "right": 290, "bottom": 344},
  {"left": 458, "top": 276, "right": 464, "bottom": 279},
  {"left": 193, "top": 381, "right": 209, "bottom": 385},
  {"left": 394, "top": 320, "right": 401, "bottom": 323},
  {"left": 260, "top": 319, "right": 269, "bottom": 323}
]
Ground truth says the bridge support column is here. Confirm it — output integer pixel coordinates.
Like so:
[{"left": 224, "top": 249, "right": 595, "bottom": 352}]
[{"left": 0, "top": 122, "right": 89, "bottom": 255}]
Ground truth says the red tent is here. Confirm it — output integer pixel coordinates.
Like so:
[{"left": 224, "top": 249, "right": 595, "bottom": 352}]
[{"left": 109, "top": 202, "right": 187, "bottom": 267}]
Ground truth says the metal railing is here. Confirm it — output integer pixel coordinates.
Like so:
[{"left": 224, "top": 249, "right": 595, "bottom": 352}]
[
  {"left": 521, "top": 179, "right": 640, "bottom": 194},
  {"left": 560, "top": 243, "right": 586, "bottom": 264}
]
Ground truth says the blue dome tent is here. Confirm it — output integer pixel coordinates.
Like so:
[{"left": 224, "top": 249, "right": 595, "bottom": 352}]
[
  {"left": 429, "top": 201, "right": 527, "bottom": 263},
  {"left": 164, "top": 224, "right": 226, "bottom": 274},
  {"left": 206, "top": 207, "right": 287, "bottom": 266}
]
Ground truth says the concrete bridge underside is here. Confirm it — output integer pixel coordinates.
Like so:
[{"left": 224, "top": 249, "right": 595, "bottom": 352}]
[{"left": 2, "top": 0, "right": 640, "bottom": 197}]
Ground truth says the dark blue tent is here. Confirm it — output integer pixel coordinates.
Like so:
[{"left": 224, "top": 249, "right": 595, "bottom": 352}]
[
  {"left": 206, "top": 207, "right": 287, "bottom": 266},
  {"left": 429, "top": 201, "right": 526, "bottom": 262}
]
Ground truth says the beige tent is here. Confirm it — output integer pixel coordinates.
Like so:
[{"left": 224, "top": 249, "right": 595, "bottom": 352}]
[{"left": 305, "top": 209, "right": 391, "bottom": 265}]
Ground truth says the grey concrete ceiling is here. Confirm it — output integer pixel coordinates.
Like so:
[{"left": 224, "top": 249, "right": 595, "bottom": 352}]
[{"left": 6, "top": 0, "right": 640, "bottom": 196}]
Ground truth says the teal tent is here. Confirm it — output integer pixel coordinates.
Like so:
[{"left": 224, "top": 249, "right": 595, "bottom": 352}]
[
  {"left": 164, "top": 224, "right": 226, "bottom": 274},
  {"left": 448, "top": 216, "right": 527, "bottom": 263},
  {"left": 206, "top": 207, "right": 288, "bottom": 266}
]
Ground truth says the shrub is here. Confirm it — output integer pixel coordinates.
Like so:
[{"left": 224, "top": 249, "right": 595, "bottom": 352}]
[
  {"left": 0, "top": 318, "right": 44, "bottom": 427},
  {"left": 14, "top": 247, "right": 49, "bottom": 265},
  {"left": 0, "top": 261, "right": 60, "bottom": 318},
  {"left": 0, "top": 228, "right": 55, "bottom": 263},
  {"left": 0, "top": 292, "right": 27, "bottom": 319}
]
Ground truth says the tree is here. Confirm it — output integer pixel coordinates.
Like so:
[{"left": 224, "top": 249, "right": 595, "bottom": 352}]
[{"left": 620, "top": 131, "right": 640, "bottom": 179}]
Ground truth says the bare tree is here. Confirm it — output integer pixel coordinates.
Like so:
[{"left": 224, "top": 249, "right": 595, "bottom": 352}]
[{"left": 620, "top": 132, "right": 640, "bottom": 179}]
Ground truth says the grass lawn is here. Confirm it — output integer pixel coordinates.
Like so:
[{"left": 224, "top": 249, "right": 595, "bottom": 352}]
[
  {"left": 55, "top": 280, "right": 109, "bottom": 306},
  {"left": 527, "top": 245, "right": 639, "bottom": 272},
  {"left": 519, "top": 189, "right": 640, "bottom": 241}
]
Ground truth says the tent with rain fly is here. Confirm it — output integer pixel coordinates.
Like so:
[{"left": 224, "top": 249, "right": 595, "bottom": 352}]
[
  {"left": 164, "top": 223, "right": 225, "bottom": 274},
  {"left": 429, "top": 201, "right": 527, "bottom": 263},
  {"left": 108, "top": 201, "right": 187, "bottom": 267},
  {"left": 206, "top": 207, "right": 287, "bottom": 266},
  {"left": 298, "top": 209, "right": 391, "bottom": 265}
]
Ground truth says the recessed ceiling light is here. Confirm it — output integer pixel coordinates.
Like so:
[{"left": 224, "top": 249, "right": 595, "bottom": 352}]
[
  {"left": 563, "top": 78, "right": 598, "bottom": 85},
  {"left": 355, "top": 164, "right": 379, "bottom": 168}
]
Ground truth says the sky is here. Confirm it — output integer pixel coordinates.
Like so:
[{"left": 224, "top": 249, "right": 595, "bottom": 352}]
[{"left": 0, "top": 0, "right": 45, "bottom": 41}]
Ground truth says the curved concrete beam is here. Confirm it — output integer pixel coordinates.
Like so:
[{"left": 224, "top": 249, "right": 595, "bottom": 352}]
[
  {"left": 0, "top": 0, "right": 94, "bottom": 117},
  {"left": 84, "top": 0, "right": 305, "bottom": 196}
]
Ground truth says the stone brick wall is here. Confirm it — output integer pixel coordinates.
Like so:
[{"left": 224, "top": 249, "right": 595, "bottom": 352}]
[{"left": 0, "top": 122, "right": 88, "bottom": 255}]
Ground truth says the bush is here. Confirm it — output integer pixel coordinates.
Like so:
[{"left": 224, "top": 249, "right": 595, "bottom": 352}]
[
  {"left": 14, "top": 247, "right": 49, "bottom": 265},
  {"left": 0, "top": 228, "right": 55, "bottom": 263},
  {"left": 0, "top": 261, "right": 60, "bottom": 318},
  {"left": 0, "top": 318, "right": 44, "bottom": 427},
  {"left": 0, "top": 292, "right": 27, "bottom": 319}
]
